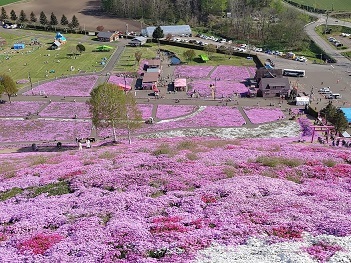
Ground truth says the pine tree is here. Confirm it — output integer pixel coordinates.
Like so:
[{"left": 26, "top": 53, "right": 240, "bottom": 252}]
[
  {"left": 50, "top": 12, "right": 58, "bottom": 26},
  {"left": 30, "top": 12, "right": 37, "bottom": 23},
  {"left": 18, "top": 10, "right": 27, "bottom": 23},
  {"left": 39, "top": 11, "right": 48, "bottom": 25},
  {"left": 0, "top": 7, "right": 8, "bottom": 21},
  {"left": 70, "top": 15, "right": 79, "bottom": 28},
  {"left": 60, "top": 14, "right": 68, "bottom": 26},
  {"left": 10, "top": 10, "right": 17, "bottom": 21},
  {"left": 152, "top": 26, "right": 164, "bottom": 39}
]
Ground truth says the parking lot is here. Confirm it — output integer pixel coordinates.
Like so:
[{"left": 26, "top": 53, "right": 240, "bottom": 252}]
[{"left": 258, "top": 52, "right": 351, "bottom": 111}]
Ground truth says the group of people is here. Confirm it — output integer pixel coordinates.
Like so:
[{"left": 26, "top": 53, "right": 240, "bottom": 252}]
[{"left": 76, "top": 138, "right": 92, "bottom": 151}]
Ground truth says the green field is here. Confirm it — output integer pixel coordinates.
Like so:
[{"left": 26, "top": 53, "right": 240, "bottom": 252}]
[
  {"left": 115, "top": 44, "right": 255, "bottom": 72},
  {"left": 0, "top": 0, "right": 21, "bottom": 6},
  {"left": 0, "top": 30, "right": 114, "bottom": 85},
  {"left": 289, "top": 0, "right": 351, "bottom": 12}
]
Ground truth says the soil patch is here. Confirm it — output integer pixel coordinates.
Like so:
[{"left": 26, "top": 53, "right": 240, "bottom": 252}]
[{"left": 4, "top": 0, "right": 141, "bottom": 32}]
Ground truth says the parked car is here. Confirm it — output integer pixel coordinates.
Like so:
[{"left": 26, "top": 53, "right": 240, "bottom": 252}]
[{"left": 318, "top": 87, "right": 331, "bottom": 93}]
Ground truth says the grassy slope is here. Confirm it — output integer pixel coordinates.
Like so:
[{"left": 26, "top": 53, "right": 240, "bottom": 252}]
[
  {"left": 0, "top": 0, "right": 21, "bottom": 6},
  {"left": 289, "top": 0, "right": 351, "bottom": 11},
  {"left": 0, "top": 30, "right": 114, "bottom": 84}
]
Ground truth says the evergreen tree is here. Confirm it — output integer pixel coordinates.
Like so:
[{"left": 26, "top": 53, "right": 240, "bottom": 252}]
[
  {"left": 10, "top": 10, "right": 17, "bottom": 21},
  {"left": 39, "top": 11, "right": 48, "bottom": 25},
  {"left": 70, "top": 15, "right": 79, "bottom": 28},
  {"left": 332, "top": 109, "right": 348, "bottom": 134},
  {"left": 18, "top": 10, "right": 27, "bottom": 23},
  {"left": 50, "top": 12, "right": 58, "bottom": 26},
  {"left": 60, "top": 14, "right": 68, "bottom": 26},
  {"left": 152, "top": 26, "right": 164, "bottom": 39},
  {"left": 30, "top": 11, "right": 37, "bottom": 23},
  {"left": 0, "top": 7, "right": 8, "bottom": 21}
]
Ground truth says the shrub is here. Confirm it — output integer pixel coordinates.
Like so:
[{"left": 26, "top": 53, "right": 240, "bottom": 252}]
[
  {"left": 27, "top": 181, "right": 73, "bottom": 197},
  {"left": 323, "top": 158, "right": 337, "bottom": 167},
  {"left": 223, "top": 167, "right": 236, "bottom": 178},
  {"left": 176, "top": 140, "right": 197, "bottom": 150},
  {"left": 256, "top": 156, "right": 302, "bottom": 167},
  {"left": 186, "top": 152, "right": 199, "bottom": 160},
  {"left": 0, "top": 187, "right": 23, "bottom": 201},
  {"left": 152, "top": 143, "right": 172, "bottom": 156},
  {"left": 99, "top": 151, "right": 116, "bottom": 159},
  {"left": 29, "top": 155, "right": 48, "bottom": 166}
]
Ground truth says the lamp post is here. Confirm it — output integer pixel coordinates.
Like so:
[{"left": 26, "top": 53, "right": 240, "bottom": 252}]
[{"left": 28, "top": 72, "right": 33, "bottom": 95}]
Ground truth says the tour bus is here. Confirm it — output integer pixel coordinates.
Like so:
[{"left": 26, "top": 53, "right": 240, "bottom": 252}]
[{"left": 282, "top": 69, "right": 306, "bottom": 77}]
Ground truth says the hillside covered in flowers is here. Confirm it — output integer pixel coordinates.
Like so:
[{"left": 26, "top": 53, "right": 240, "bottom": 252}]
[{"left": 1, "top": 137, "right": 351, "bottom": 262}]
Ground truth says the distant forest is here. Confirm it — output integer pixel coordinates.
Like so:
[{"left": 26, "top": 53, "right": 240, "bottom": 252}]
[{"left": 101, "top": 0, "right": 311, "bottom": 49}]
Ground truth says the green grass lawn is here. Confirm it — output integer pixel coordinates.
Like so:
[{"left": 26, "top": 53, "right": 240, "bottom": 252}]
[
  {"left": 0, "top": 0, "right": 21, "bottom": 6},
  {"left": 114, "top": 43, "right": 255, "bottom": 72},
  {"left": 0, "top": 31, "right": 115, "bottom": 85},
  {"left": 289, "top": 0, "right": 351, "bottom": 12}
]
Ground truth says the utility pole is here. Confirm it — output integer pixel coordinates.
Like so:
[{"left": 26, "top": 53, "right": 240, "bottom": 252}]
[{"left": 325, "top": 11, "right": 329, "bottom": 34}]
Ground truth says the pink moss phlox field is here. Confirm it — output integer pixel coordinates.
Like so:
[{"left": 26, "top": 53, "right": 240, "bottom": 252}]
[
  {"left": 243, "top": 107, "right": 285, "bottom": 124},
  {"left": 0, "top": 138, "right": 351, "bottom": 262},
  {"left": 247, "top": 67, "right": 257, "bottom": 77},
  {"left": 305, "top": 241, "right": 343, "bottom": 262},
  {"left": 174, "top": 66, "right": 214, "bottom": 79},
  {"left": 0, "top": 138, "right": 351, "bottom": 261},
  {"left": 138, "top": 104, "right": 153, "bottom": 119},
  {"left": 299, "top": 117, "right": 314, "bottom": 137},
  {"left": 22, "top": 75, "right": 99, "bottom": 97},
  {"left": 40, "top": 102, "right": 91, "bottom": 118},
  {"left": 108, "top": 76, "right": 134, "bottom": 87},
  {"left": 210, "top": 66, "right": 251, "bottom": 81},
  {"left": 17, "top": 233, "right": 63, "bottom": 255},
  {"left": 98, "top": 106, "right": 246, "bottom": 137},
  {"left": 0, "top": 101, "right": 46, "bottom": 117},
  {"left": 188, "top": 80, "right": 248, "bottom": 97},
  {"left": 156, "top": 105, "right": 196, "bottom": 120},
  {"left": 0, "top": 120, "right": 91, "bottom": 142}
]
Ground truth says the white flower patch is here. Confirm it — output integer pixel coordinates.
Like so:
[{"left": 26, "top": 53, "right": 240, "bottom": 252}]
[
  {"left": 193, "top": 234, "right": 351, "bottom": 263},
  {"left": 140, "top": 121, "right": 301, "bottom": 140},
  {"left": 157, "top": 106, "right": 206, "bottom": 123}
]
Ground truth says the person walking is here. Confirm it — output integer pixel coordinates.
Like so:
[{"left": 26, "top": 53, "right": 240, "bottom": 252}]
[
  {"left": 86, "top": 139, "right": 91, "bottom": 149},
  {"left": 78, "top": 141, "right": 83, "bottom": 151}
]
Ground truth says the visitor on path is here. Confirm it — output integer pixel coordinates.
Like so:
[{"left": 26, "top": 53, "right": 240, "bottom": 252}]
[
  {"left": 86, "top": 139, "right": 91, "bottom": 149},
  {"left": 78, "top": 141, "right": 83, "bottom": 151}
]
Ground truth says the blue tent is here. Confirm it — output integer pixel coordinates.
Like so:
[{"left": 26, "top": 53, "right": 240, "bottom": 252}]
[
  {"left": 13, "top": 43, "right": 25, "bottom": 50},
  {"left": 340, "top": 108, "right": 351, "bottom": 123},
  {"left": 55, "top": 32, "right": 66, "bottom": 42}
]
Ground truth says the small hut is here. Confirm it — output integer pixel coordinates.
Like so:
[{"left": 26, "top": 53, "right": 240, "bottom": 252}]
[{"left": 174, "top": 78, "right": 187, "bottom": 91}]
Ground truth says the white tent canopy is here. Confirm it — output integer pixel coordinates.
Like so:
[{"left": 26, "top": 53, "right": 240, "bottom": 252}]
[{"left": 295, "top": 96, "right": 310, "bottom": 106}]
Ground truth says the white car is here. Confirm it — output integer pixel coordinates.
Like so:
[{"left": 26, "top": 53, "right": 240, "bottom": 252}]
[{"left": 318, "top": 87, "right": 330, "bottom": 93}]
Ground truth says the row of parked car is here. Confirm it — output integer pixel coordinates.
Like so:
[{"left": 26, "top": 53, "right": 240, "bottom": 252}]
[
  {"left": 328, "top": 37, "right": 343, "bottom": 47},
  {"left": 318, "top": 87, "right": 342, "bottom": 99}
]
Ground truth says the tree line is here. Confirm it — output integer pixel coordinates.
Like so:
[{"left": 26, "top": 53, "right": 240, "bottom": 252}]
[
  {"left": 0, "top": 7, "right": 79, "bottom": 29},
  {"left": 101, "top": 0, "right": 310, "bottom": 50}
]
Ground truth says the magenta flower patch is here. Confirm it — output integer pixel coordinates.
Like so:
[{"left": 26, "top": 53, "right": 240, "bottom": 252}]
[
  {"left": 174, "top": 66, "right": 214, "bottom": 79},
  {"left": 210, "top": 66, "right": 251, "bottom": 81},
  {"left": 0, "top": 101, "right": 46, "bottom": 117},
  {"left": 156, "top": 105, "right": 196, "bottom": 120},
  {"left": 22, "top": 75, "right": 99, "bottom": 97},
  {"left": 243, "top": 107, "right": 285, "bottom": 124},
  {"left": 40, "top": 102, "right": 91, "bottom": 118},
  {"left": 188, "top": 80, "right": 248, "bottom": 97}
]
